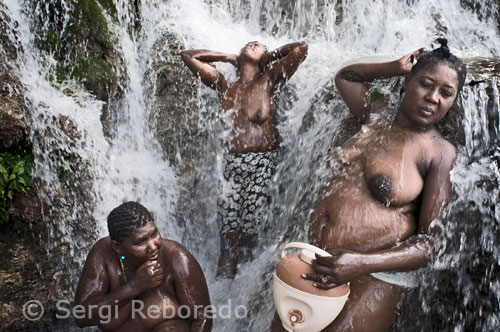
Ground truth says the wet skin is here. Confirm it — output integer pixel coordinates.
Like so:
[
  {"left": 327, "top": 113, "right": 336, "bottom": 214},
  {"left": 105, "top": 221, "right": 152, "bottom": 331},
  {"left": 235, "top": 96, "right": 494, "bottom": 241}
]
[
  {"left": 181, "top": 41, "right": 308, "bottom": 153},
  {"left": 272, "top": 53, "right": 459, "bottom": 331},
  {"left": 74, "top": 222, "right": 212, "bottom": 332},
  {"left": 181, "top": 41, "right": 308, "bottom": 278}
]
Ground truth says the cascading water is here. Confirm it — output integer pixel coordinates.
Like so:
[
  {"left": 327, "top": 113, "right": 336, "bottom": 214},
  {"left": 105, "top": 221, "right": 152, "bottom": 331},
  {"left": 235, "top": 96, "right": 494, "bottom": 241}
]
[{"left": 1, "top": 0, "right": 499, "bottom": 331}]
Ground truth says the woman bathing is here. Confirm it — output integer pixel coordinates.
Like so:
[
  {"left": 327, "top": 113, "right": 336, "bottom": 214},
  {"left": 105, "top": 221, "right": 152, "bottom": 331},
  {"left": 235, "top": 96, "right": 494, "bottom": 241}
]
[
  {"left": 181, "top": 41, "right": 308, "bottom": 278},
  {"left": 272, "top": 39, "right": 466, "bottom": 331},
  {"left": 74, "top": 201, "right": 212, "bottom": 331}
]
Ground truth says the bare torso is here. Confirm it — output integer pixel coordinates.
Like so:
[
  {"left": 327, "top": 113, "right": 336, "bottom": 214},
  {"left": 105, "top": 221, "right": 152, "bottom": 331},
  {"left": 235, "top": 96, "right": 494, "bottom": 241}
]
[
  {"left": 311, "top": 122, "right": 441, "bottom": 253},
  {"left": 221, "top": 71, "right": 278, "bottom": 153},
  {"left": 102, "top": 239, "right": 185, "bottom": 332}
]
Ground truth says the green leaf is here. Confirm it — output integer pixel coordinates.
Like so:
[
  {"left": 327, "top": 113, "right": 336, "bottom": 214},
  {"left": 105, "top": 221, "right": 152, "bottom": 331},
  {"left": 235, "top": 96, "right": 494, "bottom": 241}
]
[
  {"left": 370, "top": 89, "right": 383, "bottom": 106},
  {"left": 0, "top": 152, "right": 33, "bottom": 222},
  {"left": 12, "top": 161, "right": 24, "bottom": 174},
  {"left": 16, "top": 166, "right": 25, "bottom": 175}
]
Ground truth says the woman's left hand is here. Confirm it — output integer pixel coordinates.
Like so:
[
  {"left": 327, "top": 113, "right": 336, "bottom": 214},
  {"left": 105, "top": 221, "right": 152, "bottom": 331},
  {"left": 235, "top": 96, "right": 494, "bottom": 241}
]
[
  {"left": 398, "top": 47, "right": 425, "bottom": 74},
  {"left": 302, "top": 249, "right": 366, "bottom": 290}
]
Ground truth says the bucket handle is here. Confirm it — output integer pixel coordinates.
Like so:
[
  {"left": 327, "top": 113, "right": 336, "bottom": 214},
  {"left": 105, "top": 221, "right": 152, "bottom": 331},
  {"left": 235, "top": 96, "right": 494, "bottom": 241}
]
[{"left": 281, "top": 242, "right": 332, "bottom": 259}]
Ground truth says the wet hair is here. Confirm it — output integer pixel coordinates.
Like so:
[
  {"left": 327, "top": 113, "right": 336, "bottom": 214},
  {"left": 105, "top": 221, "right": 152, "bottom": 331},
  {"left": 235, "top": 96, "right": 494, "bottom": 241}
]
[
  {"left": 107, "top": 201, "right": 154, "bottom": 242},
  {"left": 409, "top": 38, "right": 467, "bottom": 92},
  {"left": 239, "top": 41, "right": 268, "bottom": 54}
]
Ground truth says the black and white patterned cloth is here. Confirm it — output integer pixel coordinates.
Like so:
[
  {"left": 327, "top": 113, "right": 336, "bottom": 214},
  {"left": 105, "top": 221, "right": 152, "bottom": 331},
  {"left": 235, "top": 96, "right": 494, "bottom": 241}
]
[{"left": 218, "top": 150, "right": 278, "bottom": 235}]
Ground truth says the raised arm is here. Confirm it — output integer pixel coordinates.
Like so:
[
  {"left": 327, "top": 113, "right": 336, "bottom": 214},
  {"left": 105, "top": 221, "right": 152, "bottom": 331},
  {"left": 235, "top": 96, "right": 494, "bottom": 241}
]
[
  {"left": 335, "top": 48, "right": 425, "bottom": 122},
  {"left": 180, "top": 49, "right": 237, "bottom": 92},
  {"left": 262, "top": 41, "right": 308, "bottom": 86},
  {"left": 169, "top": 242, "right": 212, "bottom": 332}
]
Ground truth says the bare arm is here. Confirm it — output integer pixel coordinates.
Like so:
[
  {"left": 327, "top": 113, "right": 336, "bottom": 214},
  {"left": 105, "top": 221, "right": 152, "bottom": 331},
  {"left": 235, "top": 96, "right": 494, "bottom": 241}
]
[
  {"left": 169, "top": 242, "right": 212, "bottom": 332},
  {"left": 334, "top": 48, "right": 425, "bottom": 122},
  {"left": 74, "top": 240, "right": 162, "bottom": 329},
  {"left": 262, "top": 41, "right": 308, "bottom": 86},
  {"left": 306, "top": 142, "right": 456, "bottom": 288},
  {"left": 180, "top": 49, "right": 237, "bottom": 92}
]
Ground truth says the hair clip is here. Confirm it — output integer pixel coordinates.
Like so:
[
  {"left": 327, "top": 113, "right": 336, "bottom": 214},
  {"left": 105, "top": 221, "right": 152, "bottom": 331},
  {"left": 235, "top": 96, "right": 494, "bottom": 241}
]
[{"left": 410, "top": 53, "right": 417, "bottom": 65}]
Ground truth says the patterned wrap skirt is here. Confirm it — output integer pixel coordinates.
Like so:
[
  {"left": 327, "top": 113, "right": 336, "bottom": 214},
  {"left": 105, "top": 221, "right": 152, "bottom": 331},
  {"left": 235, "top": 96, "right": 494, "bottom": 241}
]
[{"left": 218, "top": 150, "right": 279, "bottom": 235}]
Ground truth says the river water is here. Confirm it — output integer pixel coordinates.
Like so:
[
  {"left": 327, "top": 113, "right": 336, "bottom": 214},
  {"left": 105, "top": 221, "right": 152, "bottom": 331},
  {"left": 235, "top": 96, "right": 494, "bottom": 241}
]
[{"left": 2, "top": 0, "right": 499, "bottom": 331}]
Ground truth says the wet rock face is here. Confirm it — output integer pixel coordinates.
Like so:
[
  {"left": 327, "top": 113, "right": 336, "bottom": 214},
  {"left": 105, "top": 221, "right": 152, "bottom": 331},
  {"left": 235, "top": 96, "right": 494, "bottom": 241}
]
[
  {"left": 33, "top": 0, "right": 129, "bottom": 107},
  {"left": 62, "top": 0, "right": 119, "bottom": 101},
  {"left": 0, "top": 77, "right": 28, "bottom": 152},
  {"left": 149, "top": 32, "right": 219, "bottom": 168},
  {"left": 460, "top": 0, "right": 500, "bottom": 34},
  {"left": 0, "top": 4, "right": 29, "bottom": 152},
  {"left": 0, "top": 191, "right": 52, "bottom": 331},
  {"left": 0, "top": 2, "right": 109, "bottom": 330},
  {"left": 465, "top": 58, "right": 500, "bottom": 131}
]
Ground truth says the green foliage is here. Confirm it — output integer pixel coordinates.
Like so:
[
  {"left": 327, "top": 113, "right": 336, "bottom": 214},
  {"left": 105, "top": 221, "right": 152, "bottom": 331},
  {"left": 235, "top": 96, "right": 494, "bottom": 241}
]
[
  {"left": 0, "top": 153, "right": 33, "bottom": 223},
  {"left": 370, "top": 88, "right": 384, "bottom": 106}
]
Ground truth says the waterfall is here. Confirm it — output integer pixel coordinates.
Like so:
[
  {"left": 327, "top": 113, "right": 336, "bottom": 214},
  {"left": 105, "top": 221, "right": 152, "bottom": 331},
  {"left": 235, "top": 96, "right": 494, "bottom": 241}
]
[{"left": 1, "top": 0, "right": 499, "bottom": 331}]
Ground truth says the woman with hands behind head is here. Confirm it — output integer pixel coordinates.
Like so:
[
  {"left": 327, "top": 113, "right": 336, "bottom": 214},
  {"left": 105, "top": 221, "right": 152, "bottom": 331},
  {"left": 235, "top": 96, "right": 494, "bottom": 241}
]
[
  {"left": 74, "top": 201, "right": 212, "bottom": 332},
  {"left": 181, "top": 41, "right": 308, "bottom": 279},
  {"left": 272, "top": 39, "right": 466, "bottom": 331}
]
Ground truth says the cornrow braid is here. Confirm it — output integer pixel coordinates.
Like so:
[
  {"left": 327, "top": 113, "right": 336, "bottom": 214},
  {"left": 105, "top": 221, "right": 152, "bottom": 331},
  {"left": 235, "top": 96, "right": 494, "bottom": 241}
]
[
  {"left": 107, "top": 201, "right": 154, "bottom": 242},
  {"left": 410, "top": 38, "right": 467, "bottom": 92}
]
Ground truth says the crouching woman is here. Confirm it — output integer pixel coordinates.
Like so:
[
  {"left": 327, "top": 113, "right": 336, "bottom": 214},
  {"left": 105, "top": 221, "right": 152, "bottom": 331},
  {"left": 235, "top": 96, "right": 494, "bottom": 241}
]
[{"left": 74, "top": 201, "right": 212, "bottom": 332}]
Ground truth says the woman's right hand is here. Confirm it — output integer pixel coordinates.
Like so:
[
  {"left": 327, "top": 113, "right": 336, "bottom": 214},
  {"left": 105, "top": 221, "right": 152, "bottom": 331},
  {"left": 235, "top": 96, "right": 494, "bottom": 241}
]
[
  {"left": 302, "top": 249, "right": 367, "bottom": 290},
  {"left": 225, "top": 54, "right": 238, "bottom": 67},
  {"left": 397, "top": 47, "right": 425, "bottom": 74},
  {"left": 130, "top": 260, "right": 164, "bottom": 293}
]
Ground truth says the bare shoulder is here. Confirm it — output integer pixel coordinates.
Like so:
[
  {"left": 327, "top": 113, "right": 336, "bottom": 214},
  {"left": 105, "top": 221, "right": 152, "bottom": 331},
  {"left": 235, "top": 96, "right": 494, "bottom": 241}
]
[
  {"left": 88, "top": 237, "right": 113, "bottom": 260},
  {"left": 161, "top": 239, "right": 197, "bottom": 266},
  {"left": 428, "top": 133, "right": 457, "bottom": 169},
  {"left": 75, "top": 238, "right": 113, "bottom": 303},
  {"left": 160, "top": 239, "right": 206, "bottom": 283}
]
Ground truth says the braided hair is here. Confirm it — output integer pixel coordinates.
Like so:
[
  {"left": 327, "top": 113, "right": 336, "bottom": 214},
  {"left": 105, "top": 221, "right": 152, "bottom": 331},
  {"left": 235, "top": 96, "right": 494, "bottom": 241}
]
[
  {"left": 107, "top": 201, "right": 154, "bottom": 242},
  {"left": 410, "top": 38, "right": 467, "bottom": 92}
]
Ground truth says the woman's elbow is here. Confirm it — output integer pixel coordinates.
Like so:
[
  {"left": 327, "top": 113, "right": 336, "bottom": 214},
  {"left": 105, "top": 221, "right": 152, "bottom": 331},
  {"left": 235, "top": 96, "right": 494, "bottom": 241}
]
[
  {"left": 297, "top": 42, "right": 309, "bottom": 59},
  {"left": 334, "top": 71, "right": 347, "bottom": 90},
  {"left": 180, "top": 50, "right": 188, "bottom": 62}
]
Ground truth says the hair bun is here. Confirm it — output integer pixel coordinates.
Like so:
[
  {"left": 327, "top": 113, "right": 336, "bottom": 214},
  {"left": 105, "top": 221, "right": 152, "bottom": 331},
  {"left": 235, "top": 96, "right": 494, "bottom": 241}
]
[{"left": 434, "top": 38, "right": 450, "bottom": 58}]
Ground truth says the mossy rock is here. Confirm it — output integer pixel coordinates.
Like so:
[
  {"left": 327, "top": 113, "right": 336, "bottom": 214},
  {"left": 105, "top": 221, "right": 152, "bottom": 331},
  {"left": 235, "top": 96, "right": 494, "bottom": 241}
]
[
  {"left": 63, "top": 0, "right": 114, "bottom": 57},
  {"left": 71, "top": 57, "right": 117, "bottom": 100},
  {"left": 96, "top": 0, "right": 118, "bottom": 19},
  {"left": 40, "top": 30, "right": 62, "bottom": 56}
]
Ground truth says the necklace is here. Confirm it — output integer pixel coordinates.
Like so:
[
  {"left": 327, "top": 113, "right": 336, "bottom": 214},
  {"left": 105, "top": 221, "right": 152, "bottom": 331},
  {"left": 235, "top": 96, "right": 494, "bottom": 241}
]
[{"left": 119, "top": 256, "right": 128, "bottom": 283}]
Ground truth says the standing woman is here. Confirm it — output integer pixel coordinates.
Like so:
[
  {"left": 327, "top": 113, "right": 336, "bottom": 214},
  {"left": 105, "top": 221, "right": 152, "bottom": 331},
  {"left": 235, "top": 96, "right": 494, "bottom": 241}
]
[
  {"left": 273, "top": 39, "right": 466, "bottom": 331},
  {"left": 181, "top": 41, "right": 308, "bottom": 278}
]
